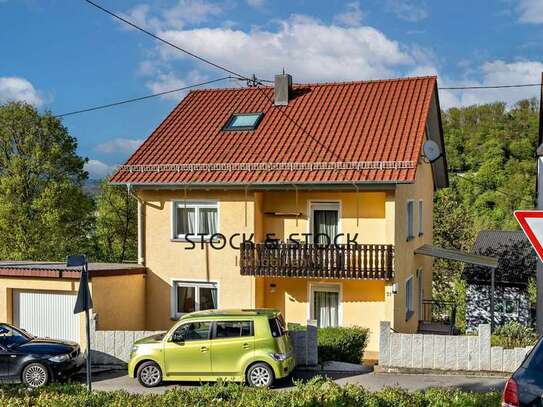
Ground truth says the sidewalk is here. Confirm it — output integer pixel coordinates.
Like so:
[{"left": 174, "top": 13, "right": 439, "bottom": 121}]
[{"left": 83, "top": 369, "right": 506, "bottom": 394}]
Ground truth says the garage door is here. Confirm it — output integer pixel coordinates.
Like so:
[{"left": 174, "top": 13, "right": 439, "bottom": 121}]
[{"left": 13, "top": 290, "right": 80, "bottom": 343}]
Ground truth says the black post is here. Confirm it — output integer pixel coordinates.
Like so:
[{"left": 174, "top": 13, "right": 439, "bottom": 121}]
[
  {"left": 83, "top": 262, "right": 92, "bottom": 392},
  {"left": 490, "top": 268, "right": 495, "bottom": 332}
]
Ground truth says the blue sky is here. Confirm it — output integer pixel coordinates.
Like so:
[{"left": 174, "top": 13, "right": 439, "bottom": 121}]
[{"left": 1, "top": 0, "right": 543, "bottom": 178}]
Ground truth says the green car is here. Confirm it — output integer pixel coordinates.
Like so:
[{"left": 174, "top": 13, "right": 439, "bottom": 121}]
[{"left": 128, "top": 309, "right": 295, "bottom": 388}]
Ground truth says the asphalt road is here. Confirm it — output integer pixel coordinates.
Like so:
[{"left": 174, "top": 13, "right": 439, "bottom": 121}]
[{"left": 84, "top": 369, "right": 507, "bottom": 395}]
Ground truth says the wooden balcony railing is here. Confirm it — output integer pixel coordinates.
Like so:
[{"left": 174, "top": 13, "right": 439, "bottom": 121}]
[{"left": 240, "top": 243, "right": 394, "bottom": 280}]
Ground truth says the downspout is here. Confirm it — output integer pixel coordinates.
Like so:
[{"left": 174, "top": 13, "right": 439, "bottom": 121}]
[{"left": 127, "top": 184, "right": 145, "bottom": 266}]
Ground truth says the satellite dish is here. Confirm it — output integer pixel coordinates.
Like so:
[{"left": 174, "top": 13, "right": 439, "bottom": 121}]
[{"left": 423, "top": 140, "right": 442, "bottom": 162}]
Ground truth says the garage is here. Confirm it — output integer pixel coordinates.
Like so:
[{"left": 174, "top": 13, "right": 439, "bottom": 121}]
[{"left": 13, "top": 290, "right": 80, "bottom": 343}]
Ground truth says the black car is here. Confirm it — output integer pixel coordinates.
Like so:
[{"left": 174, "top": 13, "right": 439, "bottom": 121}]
[
  {"left": 504, "top": 335, "right": 543, "bottom": 406},
  {"left": 0, "top": 323, "right": 84, "bottom": 387}
]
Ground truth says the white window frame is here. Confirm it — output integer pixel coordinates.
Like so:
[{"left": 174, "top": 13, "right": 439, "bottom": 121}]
[
  {"left": 405, "top": 275, "right": 414, "bottom": 321},
  {"left": 307, "top": 282, "right": 343, "bottom": 327},
  {"left": 418, "top": 200, "right": 424, "bottom": 236},
  {"left": 406, "top": 200, "right": 414, "bottom": 241},
  {"left": 171, "top": 280, "right": 219, "bottom": 320},
  {"left": 171, "top": 200, "right": 219, "bottom": 241},
  {"left": 308, "top": 201, "right": 342, "bottom": 244}
]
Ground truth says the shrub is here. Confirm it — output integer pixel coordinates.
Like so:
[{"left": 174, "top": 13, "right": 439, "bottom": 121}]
[
  {"left": 491, "top": 321, "right": 538, "bottom": 349},
  {"left": 287, "top": 322, "right": 306, "bottom": 332},
  {"left": 0, "top": 377, "right": 502, "bottom": 406},
  {"left": 317, "top": 326, "right": 369, "bottom": 364}
]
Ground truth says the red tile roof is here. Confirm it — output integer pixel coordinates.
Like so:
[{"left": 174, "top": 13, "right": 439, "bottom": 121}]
[{"left": 110, "top": 76, "right": 439, "bottom": 186}]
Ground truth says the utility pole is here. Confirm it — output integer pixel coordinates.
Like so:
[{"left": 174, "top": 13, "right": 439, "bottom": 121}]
[{"left": 537, "top": 72, "right": 543, "bottom": 335}]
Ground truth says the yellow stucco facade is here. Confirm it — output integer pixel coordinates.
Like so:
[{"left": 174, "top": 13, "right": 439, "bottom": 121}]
[{"left": 135, "top": 157, "right": 435, "bottom": 354}]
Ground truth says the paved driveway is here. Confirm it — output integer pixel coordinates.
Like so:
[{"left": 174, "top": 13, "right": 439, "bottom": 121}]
[{"left": 85, "top": 369, "right": 506, "bottom": 395}]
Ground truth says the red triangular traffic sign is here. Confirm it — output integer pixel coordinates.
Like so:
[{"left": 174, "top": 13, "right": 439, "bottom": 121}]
[{"left": 514, "top": 210, "right": 543, "bottom": 263}]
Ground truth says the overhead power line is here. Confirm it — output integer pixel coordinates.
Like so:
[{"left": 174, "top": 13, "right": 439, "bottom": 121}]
[
  {"left": 84, "top": 0, "right": 254, "bottom": 82},
  {"left": 439, "top": 83, "right": 541, "bottom": 90},
  {"left": 55, "top": 77, "right": 231, "bottom": 118}
]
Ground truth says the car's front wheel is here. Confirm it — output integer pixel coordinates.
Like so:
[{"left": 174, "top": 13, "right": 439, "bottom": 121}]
[
  {"left": 246, "top": 362, "right": 274, "bottom": 388},
  {"left": 22, "top": 363, "right": 49, "bottom": 388},
  {"left": 137, "top": 361, "right": 162, "bottom": 387}
]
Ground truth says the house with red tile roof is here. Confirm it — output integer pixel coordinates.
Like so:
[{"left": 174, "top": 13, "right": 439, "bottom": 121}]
[{"left": 110, "top": 74, "right": 449, "bottom": 356}]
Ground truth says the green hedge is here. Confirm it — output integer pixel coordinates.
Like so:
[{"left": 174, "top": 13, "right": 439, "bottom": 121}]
[
  {"left": 317, "top": 326, "right": 369, "bottom": 364},
  {"left": 491, "top": 321, "right": 538, "bottom": 349},
  {"left": 0, "top": 378, "right": 500, "bottom": 407}
]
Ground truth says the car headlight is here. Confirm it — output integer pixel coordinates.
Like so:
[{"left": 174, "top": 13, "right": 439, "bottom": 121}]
[
  {"left": 269, "top": 352, "right": 288, "bottom": 361},
  {"left": 49, "top": 354, "right": 70, "bottom": 363},
  {"left": 131, "top": 345, "right": 140, "bottom": 354}
]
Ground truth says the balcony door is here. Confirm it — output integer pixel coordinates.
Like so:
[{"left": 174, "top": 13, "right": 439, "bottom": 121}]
[
  {"left": 310, "top": 202, "right": 340, "bottom": 245},
  {"left": 310, "top": 283, "right": 341, "bottom": 328}
]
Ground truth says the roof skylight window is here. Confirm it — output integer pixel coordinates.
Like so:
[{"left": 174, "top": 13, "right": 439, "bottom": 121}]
[{"left": 223, "top": 112, "right": 263, "bottom": 131}]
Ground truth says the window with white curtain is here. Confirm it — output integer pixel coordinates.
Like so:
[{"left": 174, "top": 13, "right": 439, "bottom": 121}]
[
  {"left": 173, "top": 201, "right": 218, "bottom": 239},
  {"left": 172, "top": 281, "right": 218, "bottom": 319},
  {"left": 406, "top": 276, "right": 414, "bottom": 321},
  {"left": 407, "top": 200, "right": 414, "bottom": 241},
  {"left": 310, "top": 284, "right": 340, "bottom": 328}
]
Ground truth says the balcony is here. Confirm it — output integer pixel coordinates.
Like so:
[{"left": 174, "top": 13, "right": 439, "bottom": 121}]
[{"left": 240, "top": 242, "right": 394, "bottom": 280}]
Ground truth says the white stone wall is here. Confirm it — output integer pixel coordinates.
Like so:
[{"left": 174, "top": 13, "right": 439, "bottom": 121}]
[
  {"left": 379, "top": 321, "right": 532, "bottom": 373},
  {"left": 90, "top": 320, "right": 318, "bottom": 367}
]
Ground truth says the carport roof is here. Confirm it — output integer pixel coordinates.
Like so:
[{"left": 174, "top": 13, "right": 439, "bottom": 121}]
[
  {"left": 0, "top": 261, "right": 145, "bottom": 279},
  {"left": 414, "top": 244, "right": 498, "bottom": 268}
]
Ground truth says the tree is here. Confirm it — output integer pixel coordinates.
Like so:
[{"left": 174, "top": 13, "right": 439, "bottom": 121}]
[
  {"left": 433, "top": 98, "right": 540, "bottom": 331},
  {"left": 0, "top": 102, "right": 94, "bottom": 260},
  {"left": 433, "top": 187, "right": 476, "bottom": 333},
  {"left": 94, "top": 179, "right": 137, "bottom": 263}
]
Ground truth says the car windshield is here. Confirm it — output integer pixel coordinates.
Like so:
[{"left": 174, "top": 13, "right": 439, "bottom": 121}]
[{"left": 0, "top": 324, "right": 33, "bottom": 349}]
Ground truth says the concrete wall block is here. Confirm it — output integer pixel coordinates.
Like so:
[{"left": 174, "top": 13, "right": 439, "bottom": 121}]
[
  {"left": 412, "top": 334, "right": 423, "bottom": 368},
  {"left": 514, "top": 347, "right": 528, "bottom": 370},
  {"left": 433, "top": 335, "right": 446, "bottom": 370},
  {"left": 114, "top": 331, "right": 125, "bottom": 359},
  {"left": 478, "top": 324, "right": 491, "bottom": 371},
  {"left": 390, "top": 334, "right": 402, "bottom": 367},
  {"left": 400, "top": 334, "right": 413, "bottom": 368},
  {"left": 491, "top": 347, "right": 503, "bottom": 372},
  {"left": 422, "top": 335, "right": 434, "bottom": 369},
  {"left": 445, "top": 336, "right": 458, "bottom": 370},
  {"left": 104, "top": 331, "right": 115, "bottom": 355},
  {"left": 94, "top": 331, "right": 105, "bottom": 353},
  {"left": 503, "top": 349, "right": 516, "bottom": 372},
  {"left": 456, "top": 336, "right": 469, "bottom": 370},
  {"left": 379, "top": 321, "right": 391, "bottom": 367},
  {"left": 467, "top": 336, "right": 479, "bottom": 371},
  {"left": 306, "top": 320, "right": 318, "bottom": 366}
]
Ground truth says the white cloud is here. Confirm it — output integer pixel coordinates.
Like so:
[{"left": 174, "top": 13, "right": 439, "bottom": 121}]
[
  {"left": 122, "top": 0, "right": 222, "bottom": 31},
  {"left": 333, "top": 2, "right": 364, "bottom": 27},
  {"left": 95, "top": 138, "right": 143, "bottom": 155},
  {"left": 144, "top": 69, "right": 208, "bottom": 100},
  {"left": 518, "top": 0, "right": 543, "bottom": 23},
  {"left": 0, "top": 77, "right": 43, "bottom": 106},
  {"left": 416, "top": 60, "right": 543, "bottom": 109},
  {"left": 385, "top": 0, "right": 428, "bottom": 22},
  {"left": 84, "top": 160, "right": 117, "bottom": 179},
  {"left": 156, "top": 15, "right": 414, "bottom": 82}
]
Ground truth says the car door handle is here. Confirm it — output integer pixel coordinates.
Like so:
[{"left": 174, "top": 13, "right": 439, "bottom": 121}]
[
  {"left": 200, "top": 346, "right": 208, "bottom": 352},
  {"left": 9, "top": 355, "right": 16, "bottom": 358},
  {"left": 242, "top": 343, "right": 250, "bottom": 350}
]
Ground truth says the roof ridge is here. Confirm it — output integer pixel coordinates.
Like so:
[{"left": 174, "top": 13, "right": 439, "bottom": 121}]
[{"left": 189, "top": 75, "right": 437, "bottom": 93}]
